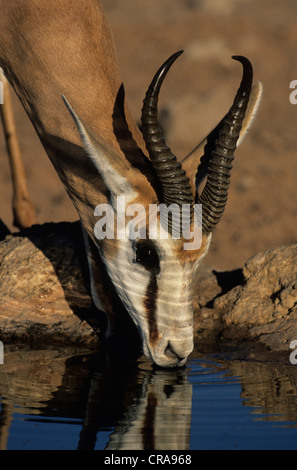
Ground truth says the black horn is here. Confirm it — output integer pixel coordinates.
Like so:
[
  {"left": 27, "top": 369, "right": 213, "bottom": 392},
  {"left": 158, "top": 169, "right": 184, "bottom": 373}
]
[
  {"left": 198, "top": 55, "right": 253, "bottom": 235},
  {"left": 141, "top": 51, "right": 194, "bottom": 235}
]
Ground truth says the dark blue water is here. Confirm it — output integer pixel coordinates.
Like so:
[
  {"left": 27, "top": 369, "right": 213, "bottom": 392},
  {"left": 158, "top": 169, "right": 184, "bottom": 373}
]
[{"left": 1, "top": 346, "right": 297, "bottom": 450}]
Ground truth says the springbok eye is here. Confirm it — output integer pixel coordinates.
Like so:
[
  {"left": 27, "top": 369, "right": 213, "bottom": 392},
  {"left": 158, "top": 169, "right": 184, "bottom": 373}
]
[{"left": 135, "top": 241, "right": 160, "bottom": 273}]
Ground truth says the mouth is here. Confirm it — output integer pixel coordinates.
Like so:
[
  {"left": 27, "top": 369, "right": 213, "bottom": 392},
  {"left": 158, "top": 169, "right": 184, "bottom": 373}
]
[{"left": 143, "top": 340, "right": 189, "bottom": 368}]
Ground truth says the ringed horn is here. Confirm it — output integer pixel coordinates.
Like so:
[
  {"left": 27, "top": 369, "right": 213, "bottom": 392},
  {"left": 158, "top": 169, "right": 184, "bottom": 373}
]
[{"left": 141, "top": 51, "right": 253, "bottom": 236}]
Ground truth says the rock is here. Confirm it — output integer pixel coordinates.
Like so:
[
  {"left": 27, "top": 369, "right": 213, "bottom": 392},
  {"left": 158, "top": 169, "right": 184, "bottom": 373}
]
[
  {"left": 1, "top": 220, "right": 297, "bottom": 354},
  {"left": 193, "top": 264, "right": 244, "bottom": 344},
  {"left": 0, "top": 222, "right": 101, "bottom": 345},
  {"left": 214, "top": 244, "right": 297, "bottom": 350}
]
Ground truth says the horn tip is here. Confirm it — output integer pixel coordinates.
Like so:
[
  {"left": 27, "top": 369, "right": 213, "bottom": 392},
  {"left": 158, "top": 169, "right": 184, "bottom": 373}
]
[{"left": 231, "top": 55, "right": 252, "bottom": 67}]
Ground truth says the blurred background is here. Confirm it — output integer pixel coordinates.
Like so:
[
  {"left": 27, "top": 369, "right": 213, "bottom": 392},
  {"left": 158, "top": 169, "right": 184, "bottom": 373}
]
[{"left": 1, "top": 0, "right": 297, "bottom": 270}]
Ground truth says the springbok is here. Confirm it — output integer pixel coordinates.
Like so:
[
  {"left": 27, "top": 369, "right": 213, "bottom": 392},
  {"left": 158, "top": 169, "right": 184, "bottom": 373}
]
[{"left": 0, "top": 0, "right": 262, "bottom": 367}]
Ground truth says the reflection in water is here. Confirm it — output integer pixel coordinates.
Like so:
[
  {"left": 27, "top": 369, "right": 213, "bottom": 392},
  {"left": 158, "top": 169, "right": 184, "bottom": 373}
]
[
  {"left": 105, "top": 368, "right": 192, "bottom": 450},
  {"left": 0, "top": 345, "right": 297, "bottom": 449},
  {"left": 228, "top": 360, "right": 297, "bottom": 425},
  {"left": 0, "top": 345, "right": 192, "bottom": 450}
]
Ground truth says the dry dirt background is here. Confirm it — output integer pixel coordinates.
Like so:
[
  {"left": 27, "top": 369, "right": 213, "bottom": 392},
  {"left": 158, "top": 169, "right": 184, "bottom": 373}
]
[{"left": 1, "top": 0, "right": 297, "bottom": 271}]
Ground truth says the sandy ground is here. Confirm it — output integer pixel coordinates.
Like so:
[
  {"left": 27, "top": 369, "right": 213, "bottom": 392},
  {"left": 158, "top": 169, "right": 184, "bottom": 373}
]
[{"left": 1, "top": 0, "right": 297, "bottom": 271}]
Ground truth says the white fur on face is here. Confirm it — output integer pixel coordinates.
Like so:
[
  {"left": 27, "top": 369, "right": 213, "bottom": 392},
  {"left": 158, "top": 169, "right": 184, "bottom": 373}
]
[{"left": 100, "top": 235, "right": 196, "bottom": 367}]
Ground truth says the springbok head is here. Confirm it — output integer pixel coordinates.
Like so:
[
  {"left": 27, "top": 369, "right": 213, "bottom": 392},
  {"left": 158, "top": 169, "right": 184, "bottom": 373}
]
[{"left": 64, "top": 52, "right": 261, "bottom": 367}]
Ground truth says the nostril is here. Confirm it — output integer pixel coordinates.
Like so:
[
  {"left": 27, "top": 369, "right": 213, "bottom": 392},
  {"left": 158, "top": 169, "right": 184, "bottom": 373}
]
[{"left": 164, "top": 341, "right": 186, "bottom": 363}]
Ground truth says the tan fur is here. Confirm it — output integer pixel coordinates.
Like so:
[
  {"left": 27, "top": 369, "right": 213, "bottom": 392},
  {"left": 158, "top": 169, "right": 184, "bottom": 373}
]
[
  {"left": 0, "top": 0, "right": 147, "bottom": 227},
  {"left": 173, "top": 233, "right": 211, "bottom": 265}
]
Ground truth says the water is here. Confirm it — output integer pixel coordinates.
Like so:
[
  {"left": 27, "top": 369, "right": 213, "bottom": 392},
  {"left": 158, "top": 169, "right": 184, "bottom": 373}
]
[{"left": 1, "top": 345, "right": 297, "bottom": 450}]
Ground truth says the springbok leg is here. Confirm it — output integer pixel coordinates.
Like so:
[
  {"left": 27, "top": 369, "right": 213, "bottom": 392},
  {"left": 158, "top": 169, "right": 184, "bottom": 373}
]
[{"left": 0, "top": 68, "right": 36, "bottom": 229}]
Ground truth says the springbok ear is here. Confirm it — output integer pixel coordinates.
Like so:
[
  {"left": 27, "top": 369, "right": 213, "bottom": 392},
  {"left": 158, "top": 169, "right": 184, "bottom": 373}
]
[
  {"left": 62, "top": 95, "right": 137, "bottom": 200},
  {"left": 181, "top": 81, "right": 263, "bottom": 193}
]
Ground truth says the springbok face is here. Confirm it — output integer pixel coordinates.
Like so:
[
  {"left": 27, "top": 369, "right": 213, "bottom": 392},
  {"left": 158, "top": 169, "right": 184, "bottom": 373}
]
[
  {"left": 98, "top": 235, "right": 207, "bottom": 368},
  {"left": 64, "top": 52, "right": 260, "bottom": 367},
  {"left": 98, "top": 217, "right": 211, "bottom": 368}
]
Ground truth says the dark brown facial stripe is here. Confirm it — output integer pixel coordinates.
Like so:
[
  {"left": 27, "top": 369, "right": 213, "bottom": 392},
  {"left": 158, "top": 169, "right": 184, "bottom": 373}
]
[{"left": 144, "top": 273, "right": 159, "bottom": 344}]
